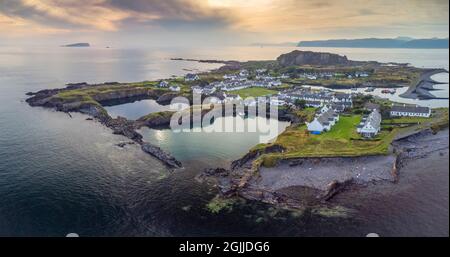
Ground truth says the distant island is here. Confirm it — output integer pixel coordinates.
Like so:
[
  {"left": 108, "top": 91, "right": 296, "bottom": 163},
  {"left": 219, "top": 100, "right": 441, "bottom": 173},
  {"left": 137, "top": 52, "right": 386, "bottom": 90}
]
[
  {"left": 62, "top": 43, "right": 90, "bottom": 47},
  {"left": 298, "top": 37, "right": 449, "bottom": 49}
]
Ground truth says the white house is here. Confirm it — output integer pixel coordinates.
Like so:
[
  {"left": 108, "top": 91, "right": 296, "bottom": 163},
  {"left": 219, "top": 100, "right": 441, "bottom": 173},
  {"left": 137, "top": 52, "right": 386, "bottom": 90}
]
[
  {"left": 202, "top": 85, "right": 216, "bottom": 95},
  {"left": 185, "top": 73, "right": 200, "bottom": 82},
  {"left": 222, "top": 83, "right": 249, "bottom": 91},
  {"left": 332, "top": 93, "right": 353, "bottom": 104},
  {"left": 270, "top": 99, "right": 286, "bottom": 106},
  {"left": 169, "top": 85, "right": 181, "bottom": 92},
  {"left": 256, "top": 69, "right": 267, "bottom": 74},
  {"left": 224, "top": 93, "right": 242, "bottom": 103},
  {"left": 158, "top": 80, "right": 169, "bottom": 88},
  {"left": 192, "top": 86, "right": 203, "bottom": 94},
  {"left": 357, "top": 109, "right": 382, "bottom": 138},
  {"left": 239, "top": 69, "right": 249, "bottom": 77},
  {"left": 306, "top": 108, "right": 339, "bottom": 134},
  {"left": 390, "top": 105, "right": 431, "bottom": 118}
]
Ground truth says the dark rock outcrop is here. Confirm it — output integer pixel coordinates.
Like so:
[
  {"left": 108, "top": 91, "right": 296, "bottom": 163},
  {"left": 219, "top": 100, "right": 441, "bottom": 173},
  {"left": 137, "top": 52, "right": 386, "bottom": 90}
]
[
  {"left": 136, "top": 111, "right": 175, "bottom": 128},
  {"left": 26, "top": 83, "right": 183, "bottom": 169},
  {"left": 320, "top": 179, "right": 354, "bottom": 201},
  {"left": 156, "top": 93, "right": 181, "bottom": 105},
  {"left": 277, "top": 50, "right": 351, "bottom": 67},
  {"left": 141, "top": 143, "right": 182, "bottom": 169}
]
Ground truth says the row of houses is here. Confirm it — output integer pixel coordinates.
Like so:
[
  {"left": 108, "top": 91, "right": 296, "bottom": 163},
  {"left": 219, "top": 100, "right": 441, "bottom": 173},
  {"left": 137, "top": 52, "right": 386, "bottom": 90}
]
[
  {"left": 306, "top": 106, "right": 340, "bottom": 134},
  {"left": 296, "top": 71, "right": 370, "bottom": 80},
  {"left": 202, "top": 92, "right": 242, "bottom": 104},
  {"left": 390, "top": 105, "right": 431, "bottom": 118},
  {"left": 157, "top": 80, "right": 181, "bottom": 92},
  {"left": 279, "top": 88, "right": 353, "bottom": 112},
  {"left": 355, "top": 105, "right": 431, "bottom": 138}
]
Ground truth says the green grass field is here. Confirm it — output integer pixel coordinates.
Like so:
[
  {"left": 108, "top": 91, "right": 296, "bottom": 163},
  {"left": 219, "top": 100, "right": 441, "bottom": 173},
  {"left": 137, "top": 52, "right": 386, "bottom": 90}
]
[
  {"left": 383, "top": 116, "right": 430, "bottom": 124},
  {"left": 253, "top": 109, "right": 449, "bottom": 168},
  {"left": 325, "top": 115, "right": 362, "bottom": 140},
  {"left": 272, "top": 114, "right": 392, "bottom": 158},
  {"left": 232, "top": 87, "right": 278, "bottom": 98}
]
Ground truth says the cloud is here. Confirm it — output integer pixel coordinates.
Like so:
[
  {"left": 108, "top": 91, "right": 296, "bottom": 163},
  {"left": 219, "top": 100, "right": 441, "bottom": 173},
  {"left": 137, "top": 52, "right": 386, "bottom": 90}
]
[
  {"left": 0, "top": 0, "right": 236, "bottom": 32},
  {"left": 0, "top": 0, "right": 447, "bottom": 44}
]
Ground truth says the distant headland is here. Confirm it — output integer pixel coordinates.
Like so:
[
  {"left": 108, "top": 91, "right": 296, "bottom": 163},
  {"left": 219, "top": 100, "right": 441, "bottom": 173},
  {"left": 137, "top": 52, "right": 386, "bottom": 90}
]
[{"left": 298, "top": 37, "right": 449, "bottom": 49}]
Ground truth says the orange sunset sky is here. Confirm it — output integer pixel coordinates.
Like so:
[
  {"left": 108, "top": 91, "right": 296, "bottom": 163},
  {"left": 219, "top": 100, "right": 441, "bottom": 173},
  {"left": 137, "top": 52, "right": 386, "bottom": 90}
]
[{"left": 0, "top": 0, "right": 448, "bottom": 46}]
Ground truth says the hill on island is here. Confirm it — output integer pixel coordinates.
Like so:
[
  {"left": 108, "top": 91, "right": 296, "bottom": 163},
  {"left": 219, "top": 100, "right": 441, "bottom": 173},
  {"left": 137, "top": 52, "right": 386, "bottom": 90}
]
[
  {"left": 276, "top": 50, "right": 351, "bottom": 66},
  {"left": 298, "top": 37, "right": 449, "bottom": 49}
]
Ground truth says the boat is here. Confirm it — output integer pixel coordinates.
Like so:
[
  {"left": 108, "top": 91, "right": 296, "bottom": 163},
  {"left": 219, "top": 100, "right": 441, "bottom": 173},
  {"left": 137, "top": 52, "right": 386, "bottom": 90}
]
[{"left": 381, "top": 89, "right": 396, "bottom": 94}]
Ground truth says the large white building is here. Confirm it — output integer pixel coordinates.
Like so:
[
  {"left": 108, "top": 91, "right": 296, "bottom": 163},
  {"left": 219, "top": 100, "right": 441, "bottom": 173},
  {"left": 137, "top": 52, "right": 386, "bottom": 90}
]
[
  {"left": 306, "top": 107, "right": 339, "bottom": 134},
  {"left": 357, "top": 109, "right": 382, "bottom": 138},
  {"left": 390, "top": 105, "right": 431, "bottom": 118}
]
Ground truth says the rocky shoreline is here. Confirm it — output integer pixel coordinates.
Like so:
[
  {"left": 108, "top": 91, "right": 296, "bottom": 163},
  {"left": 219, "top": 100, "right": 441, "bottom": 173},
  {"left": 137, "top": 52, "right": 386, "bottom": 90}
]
[
  {"left": 200, "top": 128, "right": 449, "bottom": 210},
  {"left": 25, "top": 83, "right": 183, "bottom": 169}
]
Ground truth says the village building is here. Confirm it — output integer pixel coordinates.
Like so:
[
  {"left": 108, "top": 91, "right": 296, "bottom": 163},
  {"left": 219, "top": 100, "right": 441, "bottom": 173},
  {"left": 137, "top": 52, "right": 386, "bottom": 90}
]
[
  {"left": 357, "top": 109, "right": 382, "bottom": 138},
  {"left": 355, "top": 71, "right": 370, "bottom": 78},
  {"left": 191, "top": 86, "right": 203, "bottom": 94},
  {"left": 364, "top": 102, "right": 381, "bottom": 112},
  {"left": 158, "top": 80, "right": 169, "bottom": 88},
  {"left": 239, "top": 69, "right": 249, "bottom": 77},
  {"left": 306, "top": 108, "right": 339, "bottom": 134},
  {"left": 332, "top": 93, "right": 353, "bottom": 105},
  {"left": 169, "top": 85, "right": 181, "bottom": 92},
  {"left": 224, "top": 93, "right": 242, "bottom": 103},
  {"left": 185, "top": 73, "right": 200, "bottom": 82},
  {"left": 205, "top": 91, "right": 227, "bottom": 104},
  {"left": 256, "top": 69, "right": 267, "bottom": 74},
  {"left": 202, "top": 85, "right": 216, "bottom": 95},
  {"left": 390, "top": 105, "right": 431, "bottom": 118}
]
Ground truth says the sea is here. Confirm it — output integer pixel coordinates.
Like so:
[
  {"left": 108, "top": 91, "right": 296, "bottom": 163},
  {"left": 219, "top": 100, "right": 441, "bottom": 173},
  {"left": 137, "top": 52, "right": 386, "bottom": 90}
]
[{"left": 0, "top": 45, "right": 448, "bottom": 236}]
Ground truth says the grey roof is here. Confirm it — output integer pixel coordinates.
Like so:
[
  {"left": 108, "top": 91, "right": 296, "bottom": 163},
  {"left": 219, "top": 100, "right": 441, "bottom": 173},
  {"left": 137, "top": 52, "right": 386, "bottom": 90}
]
[
  {"left": 360, "top": 109, "right": 381, "bottom": 131},
  {"left": 391, "top": 105, "right": 430, "bottom": 114},
  {"left": 334, "top": 93, "right": 352, "bottom": 99},
  {"left": 185, "top": 73, "right": 198, "bottom": 79},
  {"left": 317, "top": 108, "right": 337, "bottom": 126},
  {"left": 305, "top": 100, "right": 322, "bottom": 106},
  {"left": 365, "top": 102, "right": 380, "bottom": 111}
]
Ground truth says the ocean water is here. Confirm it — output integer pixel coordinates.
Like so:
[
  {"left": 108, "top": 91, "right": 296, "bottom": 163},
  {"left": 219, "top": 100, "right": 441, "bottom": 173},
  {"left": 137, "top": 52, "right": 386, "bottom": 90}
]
[{"left": 0, "top": 46, "right": 448, "bottom": 236}]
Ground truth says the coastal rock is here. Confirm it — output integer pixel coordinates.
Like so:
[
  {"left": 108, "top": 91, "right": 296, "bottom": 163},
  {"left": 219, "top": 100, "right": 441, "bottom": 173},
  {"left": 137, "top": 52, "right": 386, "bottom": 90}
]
[
  {"left": 156, "top": 93, "right": 179, "bottom": 105},
  {"left": 277, "top": 50, "right": 350, "bottom": 67},
  {"left": 136, "top": 111, "right": 174, "bottom": 128},
  {"left": 107, "top": 116, "right": 143, "bottom": 143},
  {"left": 116, "top": 141, "right": 135, "bottom": 148},
  {"left": 141, "top": 143, "right": 182, "bottom": 169},
  {"left": 320, "top": 179, "right": 354, "bottom": 201}
]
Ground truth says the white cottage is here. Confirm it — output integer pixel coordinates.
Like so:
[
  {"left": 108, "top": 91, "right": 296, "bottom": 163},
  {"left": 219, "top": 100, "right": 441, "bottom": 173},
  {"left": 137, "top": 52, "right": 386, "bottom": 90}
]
[
  {"left": 169, "top": 85, "right": 181, "bottom": 92},
  {"left": 306, "top": 108, "right": 339, "bottom": 134},
  {"left": 357, "top": 109, "right": 382, "bottom": 138}
]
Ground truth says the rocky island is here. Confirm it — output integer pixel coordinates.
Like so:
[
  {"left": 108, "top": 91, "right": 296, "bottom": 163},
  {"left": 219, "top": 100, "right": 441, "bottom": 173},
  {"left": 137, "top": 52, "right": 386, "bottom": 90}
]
[{"left": 25, "top": 50, "right": 449, "bottom": 208}]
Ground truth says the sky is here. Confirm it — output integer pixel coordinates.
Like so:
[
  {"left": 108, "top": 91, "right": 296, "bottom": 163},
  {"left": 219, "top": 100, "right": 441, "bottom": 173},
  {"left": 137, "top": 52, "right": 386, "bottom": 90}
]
[{"left": 0, "top": 0, "right": 448, "bottom": 47}]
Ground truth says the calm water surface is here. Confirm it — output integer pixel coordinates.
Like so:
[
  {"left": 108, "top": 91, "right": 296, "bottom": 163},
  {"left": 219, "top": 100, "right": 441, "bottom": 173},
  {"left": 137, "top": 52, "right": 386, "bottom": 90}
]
[{"left": 0, "top": 46, "right": 448, "bottom": 236}]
